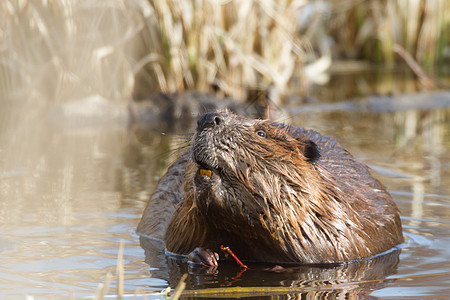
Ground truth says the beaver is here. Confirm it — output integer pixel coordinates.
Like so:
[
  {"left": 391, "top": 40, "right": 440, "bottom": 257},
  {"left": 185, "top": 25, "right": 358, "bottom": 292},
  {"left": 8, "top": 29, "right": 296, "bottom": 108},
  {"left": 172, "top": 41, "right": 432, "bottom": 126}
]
[{"left": 137, "top": 110, "right": 403, "bottom": 266}]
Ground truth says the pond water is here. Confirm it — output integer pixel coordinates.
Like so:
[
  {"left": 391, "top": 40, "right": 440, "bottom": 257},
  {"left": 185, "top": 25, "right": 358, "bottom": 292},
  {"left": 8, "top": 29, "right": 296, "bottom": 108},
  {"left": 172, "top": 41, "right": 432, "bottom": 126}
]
[{"left": 0, "top": 73, "right": 449, "bottom": 299}]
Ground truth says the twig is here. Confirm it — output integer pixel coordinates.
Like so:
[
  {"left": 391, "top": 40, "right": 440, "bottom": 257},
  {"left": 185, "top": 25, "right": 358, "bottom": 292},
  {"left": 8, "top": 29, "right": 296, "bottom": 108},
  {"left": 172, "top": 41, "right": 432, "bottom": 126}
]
[
  {"left": 393, "top": 44, "right": 436, "bottom": 89},
  {"left": 221, "top": 245, "right": 251, "bottom": 270},
  {"left": 116, "top": 240, "right": 124, "bottom": 300},
  {"left": 171, "top": 273, "right": 187, "bottom": 300}
]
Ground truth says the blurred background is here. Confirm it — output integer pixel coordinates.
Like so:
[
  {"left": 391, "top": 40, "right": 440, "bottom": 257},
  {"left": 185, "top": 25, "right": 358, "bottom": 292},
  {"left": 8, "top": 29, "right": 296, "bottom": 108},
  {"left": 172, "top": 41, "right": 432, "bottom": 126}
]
[{"left": 0, "top": 0, "right": 449, "bottom": 298}]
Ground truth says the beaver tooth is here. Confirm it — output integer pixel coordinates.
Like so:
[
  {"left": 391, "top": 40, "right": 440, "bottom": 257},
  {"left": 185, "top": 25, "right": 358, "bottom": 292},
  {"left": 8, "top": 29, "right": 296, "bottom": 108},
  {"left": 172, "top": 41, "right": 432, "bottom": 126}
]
[{"left": 199, "top": 169, "right": 212, "bottom": 177}]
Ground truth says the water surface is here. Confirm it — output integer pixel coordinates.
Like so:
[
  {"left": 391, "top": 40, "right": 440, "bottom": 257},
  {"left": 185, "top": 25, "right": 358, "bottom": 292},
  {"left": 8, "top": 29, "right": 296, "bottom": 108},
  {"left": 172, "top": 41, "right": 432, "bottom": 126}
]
[{"left": 0, "top": 78, "right": 449, "bottom": 298}]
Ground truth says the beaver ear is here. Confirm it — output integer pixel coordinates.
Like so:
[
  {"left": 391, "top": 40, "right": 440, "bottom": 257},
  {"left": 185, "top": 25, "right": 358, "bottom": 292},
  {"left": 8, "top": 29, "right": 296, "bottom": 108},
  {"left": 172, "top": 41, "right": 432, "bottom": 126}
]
[{"left": 300, "top": 140, "right": 320, "bottom": 164}]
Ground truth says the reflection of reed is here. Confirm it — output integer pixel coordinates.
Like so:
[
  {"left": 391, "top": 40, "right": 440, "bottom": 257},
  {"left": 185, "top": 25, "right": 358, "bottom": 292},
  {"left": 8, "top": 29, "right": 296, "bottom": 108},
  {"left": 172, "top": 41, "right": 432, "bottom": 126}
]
[{"left": 395, "top": 108, "right": 447, "bottom": 229}]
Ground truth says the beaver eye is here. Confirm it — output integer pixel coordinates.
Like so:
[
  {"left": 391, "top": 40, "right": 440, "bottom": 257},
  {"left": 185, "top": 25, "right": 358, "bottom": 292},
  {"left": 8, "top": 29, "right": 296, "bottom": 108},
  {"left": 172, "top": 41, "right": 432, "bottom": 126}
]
[{"left": 256, "top": 130, "right": 266, "bottom": 138}]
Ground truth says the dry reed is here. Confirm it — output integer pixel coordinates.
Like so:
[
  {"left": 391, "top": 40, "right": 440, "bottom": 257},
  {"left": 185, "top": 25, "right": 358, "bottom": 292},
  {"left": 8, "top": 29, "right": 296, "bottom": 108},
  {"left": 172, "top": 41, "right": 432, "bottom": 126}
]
[
  {"left": 0, "top": 0, "right": 143, "bottom": 103},
  {"left": 134, "top": 0, "right": 310, "bottom": 100},
  {"left": 327, "top": 0, "right": 449, "bottom": 65},
  {"left": 1, "top": 0, "right": 447, "bottom": 105}
]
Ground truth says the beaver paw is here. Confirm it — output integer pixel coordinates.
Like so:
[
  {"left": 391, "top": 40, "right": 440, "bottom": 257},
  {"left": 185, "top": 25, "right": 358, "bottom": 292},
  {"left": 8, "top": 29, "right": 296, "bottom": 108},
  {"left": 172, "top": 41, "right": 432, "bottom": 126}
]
[{"left": 188, "top": 247, "right": 219, "bottom": 268}]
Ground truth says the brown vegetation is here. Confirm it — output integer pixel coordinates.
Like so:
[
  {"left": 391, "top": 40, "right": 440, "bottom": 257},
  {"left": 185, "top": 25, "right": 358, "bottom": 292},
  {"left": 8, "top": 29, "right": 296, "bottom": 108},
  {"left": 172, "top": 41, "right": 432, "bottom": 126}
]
[{"left": 1, "top": 0, "right": 447, "bottom": 102}]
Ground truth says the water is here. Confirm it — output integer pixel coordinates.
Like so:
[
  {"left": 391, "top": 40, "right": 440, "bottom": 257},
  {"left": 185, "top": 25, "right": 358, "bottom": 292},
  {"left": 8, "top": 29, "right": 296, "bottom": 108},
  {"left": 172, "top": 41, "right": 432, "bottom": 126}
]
[{"left": 0, "top": 83, "right": 449, "bottom": 298}]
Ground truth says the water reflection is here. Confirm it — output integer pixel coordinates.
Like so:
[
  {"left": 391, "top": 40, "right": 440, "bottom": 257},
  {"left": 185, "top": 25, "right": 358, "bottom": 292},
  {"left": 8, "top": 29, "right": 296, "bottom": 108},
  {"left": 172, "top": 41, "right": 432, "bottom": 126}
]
[{"left": 141, "top": 233, "right": 401, "bottom": 299}]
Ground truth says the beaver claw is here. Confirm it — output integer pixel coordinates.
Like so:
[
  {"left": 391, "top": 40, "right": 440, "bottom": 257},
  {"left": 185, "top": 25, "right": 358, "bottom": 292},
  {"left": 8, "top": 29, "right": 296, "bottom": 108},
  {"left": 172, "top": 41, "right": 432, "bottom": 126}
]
[{"left": 188, "top": 247, "right": 219, "bottom": 267}]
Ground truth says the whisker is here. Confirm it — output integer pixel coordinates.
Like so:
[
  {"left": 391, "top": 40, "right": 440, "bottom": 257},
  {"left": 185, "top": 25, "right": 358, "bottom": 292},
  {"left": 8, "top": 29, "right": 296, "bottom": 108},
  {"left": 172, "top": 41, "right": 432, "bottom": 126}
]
[
  {"left": 148, "top": 141, "right": 191, "bottom": 163},
  {"left": 171, "top": 132, "right": 193, "bottom": 142}
]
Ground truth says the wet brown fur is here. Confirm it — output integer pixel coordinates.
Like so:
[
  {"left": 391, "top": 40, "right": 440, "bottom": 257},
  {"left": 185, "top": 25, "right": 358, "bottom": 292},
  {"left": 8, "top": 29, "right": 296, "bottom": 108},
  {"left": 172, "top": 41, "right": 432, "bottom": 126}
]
[{"left": 138, "top": 110, "right": 403, "bottom": 264}]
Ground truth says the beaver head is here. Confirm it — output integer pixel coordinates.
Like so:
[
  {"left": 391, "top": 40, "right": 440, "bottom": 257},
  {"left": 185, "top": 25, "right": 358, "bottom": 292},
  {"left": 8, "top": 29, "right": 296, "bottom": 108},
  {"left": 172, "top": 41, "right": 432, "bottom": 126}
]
[
  {"left": 191, "top": 111, "right": 321, "bottom": 227},
  {"left": 165, "top": 110, "right": 403, "bottom": 264}
]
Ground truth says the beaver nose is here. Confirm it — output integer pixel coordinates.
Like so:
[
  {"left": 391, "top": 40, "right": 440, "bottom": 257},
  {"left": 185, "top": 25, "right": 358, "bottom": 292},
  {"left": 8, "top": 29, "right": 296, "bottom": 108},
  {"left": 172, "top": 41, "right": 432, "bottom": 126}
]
[{"left": 197, "top": 112, "right": 223, "bottom": 131}]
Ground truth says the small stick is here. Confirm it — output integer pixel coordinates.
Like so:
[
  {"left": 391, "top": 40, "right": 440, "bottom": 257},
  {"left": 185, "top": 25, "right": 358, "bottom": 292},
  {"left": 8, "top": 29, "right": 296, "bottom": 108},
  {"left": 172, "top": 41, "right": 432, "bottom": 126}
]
[
  {"left": 393, "top": 44, "right": 436, "bottom": 89},
  {"left": 220, "top": 245, "right": 250, "bottom": 270}
]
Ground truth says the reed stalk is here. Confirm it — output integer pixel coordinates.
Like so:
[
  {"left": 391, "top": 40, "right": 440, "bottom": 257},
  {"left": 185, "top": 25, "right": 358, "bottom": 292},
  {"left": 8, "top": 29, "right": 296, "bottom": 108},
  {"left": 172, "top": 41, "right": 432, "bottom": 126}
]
[
  {"left": 0, "top": 0, "right": 143, "bottom": 102},
  {"left": 327, "top": 0, "right": 449, "bottom": 65},
  {"left": 0, "top": 0, "right": 446, "bottom": 105},
  {"left": 135, "top": 0, "right": 309, "bottom": 100}
]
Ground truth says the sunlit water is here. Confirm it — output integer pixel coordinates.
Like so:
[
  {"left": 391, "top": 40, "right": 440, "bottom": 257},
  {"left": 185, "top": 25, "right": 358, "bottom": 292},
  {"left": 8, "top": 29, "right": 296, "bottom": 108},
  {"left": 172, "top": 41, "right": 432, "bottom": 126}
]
[{"left": 0, "top": 79, "right": 449, "bottom": 298}]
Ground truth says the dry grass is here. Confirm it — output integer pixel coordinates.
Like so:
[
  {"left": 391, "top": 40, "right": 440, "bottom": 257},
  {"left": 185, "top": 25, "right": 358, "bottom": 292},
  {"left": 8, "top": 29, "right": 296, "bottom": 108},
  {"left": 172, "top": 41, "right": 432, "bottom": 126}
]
[
  {"left": 0, "top": 0, "right": 311, "bottom": 103},
  {"left": 1, "top": 0, "right": 447, "bottom": 106},
  {"left": 134, "top": 0, "right": 310, "bottom": 100},
  {"left": 327, "top": 0, "right": 450, "bottom": 65},
  {"left": 93, "top": 240, "right": 186, "bottom": 299},
  {"left": 0, "top": 0, "right": 143, "bottom": 103}
]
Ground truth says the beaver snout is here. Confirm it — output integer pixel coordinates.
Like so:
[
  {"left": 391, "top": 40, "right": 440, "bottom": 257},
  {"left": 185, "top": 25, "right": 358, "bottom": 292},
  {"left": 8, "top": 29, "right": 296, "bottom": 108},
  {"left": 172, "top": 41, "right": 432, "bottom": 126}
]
[
  {"left": 192, "top": 112, "right": 226, "bottom": 172},
  {"left": 197, "top": 112, "right": 224, "bottom": 132}
]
